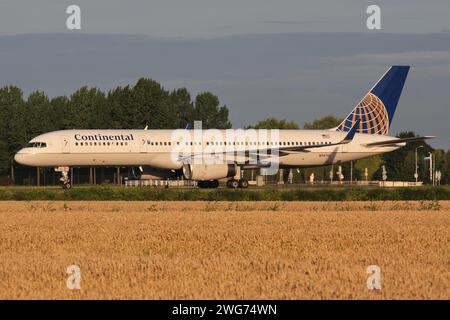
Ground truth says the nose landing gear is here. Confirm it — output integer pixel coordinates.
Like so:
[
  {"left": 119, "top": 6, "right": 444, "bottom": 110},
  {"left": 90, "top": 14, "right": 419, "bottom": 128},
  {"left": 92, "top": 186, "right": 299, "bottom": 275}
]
[{"left": 55, "top": 166, "right": 71, "bottom": 189}]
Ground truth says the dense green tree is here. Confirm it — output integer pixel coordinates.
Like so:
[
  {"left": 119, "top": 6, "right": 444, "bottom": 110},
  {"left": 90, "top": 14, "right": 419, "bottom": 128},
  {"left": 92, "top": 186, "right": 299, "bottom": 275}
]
[
  {"left": 132, "top": 78, "right": 175, "bottom": 129},
  {"left": 107, "top": 85, "right": 139, "bottom": 129},
  {"left": 0, "top": 140, "right": 10, "bottom": 175},
  {"left": 444, "top": 150, "right": 450, "bottom": 184},
  {"left": 374, "top": 131, "right": 434, "bottom": 182},
  {"left": 354, "top": 155, "right": 384, "bottom": 181},
  {"left": 303, "top": 115, "right": 343, "bottom": 130},
  {"left": 194, "top": 92, "right": 231, "bottom": 129},
  {"left": 65, "top": 87, "right": 108, "bottom": 129},
  {"left": 247, "top": 117, "right": 299, "bottom": 129},
  {"left": 170, "top": 88, "right": 194, "bottom": 128},
  {"left": 50, "top": 96, "right": 69, "bottom": 130},
  {"left": 25, "top": 91, "right": 53, "bottom": 139},
  {"left": 434, "top": 149, "right": 447, "bottom": 184},
  {"left": 0, "top": 86, "right": 27, "bottom": 161}
]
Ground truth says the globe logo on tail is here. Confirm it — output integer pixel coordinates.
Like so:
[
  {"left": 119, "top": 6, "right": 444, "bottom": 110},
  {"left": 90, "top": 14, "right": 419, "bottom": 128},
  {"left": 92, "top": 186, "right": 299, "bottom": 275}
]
[{"left": 338, "top": 92, "right": 389, "bottom": 135}]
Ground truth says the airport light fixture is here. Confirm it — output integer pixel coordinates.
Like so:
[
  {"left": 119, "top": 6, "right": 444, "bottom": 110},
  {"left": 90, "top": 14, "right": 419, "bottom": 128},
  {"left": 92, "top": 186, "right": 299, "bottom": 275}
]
[{"left": 415, "top": 146, "right": 424, "bottom": 183}]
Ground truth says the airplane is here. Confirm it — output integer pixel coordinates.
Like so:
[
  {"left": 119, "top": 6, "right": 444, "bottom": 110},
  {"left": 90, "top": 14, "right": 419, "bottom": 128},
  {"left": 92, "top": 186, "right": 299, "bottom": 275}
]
[{"left": 14, "top": 66, "right": 434, "bottom": 189}]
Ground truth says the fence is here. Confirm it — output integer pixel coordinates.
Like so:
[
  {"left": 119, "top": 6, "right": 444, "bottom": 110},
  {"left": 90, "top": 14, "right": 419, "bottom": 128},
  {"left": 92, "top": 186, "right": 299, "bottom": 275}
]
[{"left": 124, "top": 179, "right": 197, "bottom": 188}]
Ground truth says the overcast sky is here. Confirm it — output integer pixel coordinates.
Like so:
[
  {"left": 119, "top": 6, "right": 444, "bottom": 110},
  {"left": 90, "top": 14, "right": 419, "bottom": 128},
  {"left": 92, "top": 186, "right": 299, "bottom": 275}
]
[
  {"left": 1, "top": 0, "right": 450, "bottom": 36},
  {"left": 0, "top": 1, "right": 449, "bottom": 148}
]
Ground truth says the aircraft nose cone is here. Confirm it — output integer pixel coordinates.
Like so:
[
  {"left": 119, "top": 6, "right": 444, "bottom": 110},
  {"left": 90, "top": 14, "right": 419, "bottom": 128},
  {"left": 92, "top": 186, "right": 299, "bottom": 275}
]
[{"left": 14, "top": 151, "right": 31, "bottom": 166}]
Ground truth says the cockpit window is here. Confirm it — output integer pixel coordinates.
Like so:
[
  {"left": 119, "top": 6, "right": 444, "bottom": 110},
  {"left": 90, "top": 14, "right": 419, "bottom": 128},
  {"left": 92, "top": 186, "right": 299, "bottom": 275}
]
[{"left": 26, "top": 142, "right": 47, "bottom": 148}]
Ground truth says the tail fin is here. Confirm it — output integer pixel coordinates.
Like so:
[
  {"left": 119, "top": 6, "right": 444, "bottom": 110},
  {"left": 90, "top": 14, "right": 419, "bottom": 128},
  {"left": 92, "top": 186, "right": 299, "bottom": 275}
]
[{"left": 336, "top": 66, "right": 410, "bottom": 135}]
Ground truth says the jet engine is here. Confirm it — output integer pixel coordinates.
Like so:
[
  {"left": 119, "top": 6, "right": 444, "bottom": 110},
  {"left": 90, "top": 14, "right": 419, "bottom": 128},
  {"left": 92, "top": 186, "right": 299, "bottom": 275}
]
[
  {"left": 129, "top": 167, "right": 182, "bottom": 180},
  {"left": 182, "top": 163, "right": 236, "bottom": 181}
]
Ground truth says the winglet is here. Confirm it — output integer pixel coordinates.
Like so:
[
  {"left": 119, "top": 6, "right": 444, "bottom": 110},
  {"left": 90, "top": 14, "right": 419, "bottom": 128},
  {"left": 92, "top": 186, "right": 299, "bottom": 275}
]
[{"left": 341, "top": 119, "right": 359, "bottom": 144}]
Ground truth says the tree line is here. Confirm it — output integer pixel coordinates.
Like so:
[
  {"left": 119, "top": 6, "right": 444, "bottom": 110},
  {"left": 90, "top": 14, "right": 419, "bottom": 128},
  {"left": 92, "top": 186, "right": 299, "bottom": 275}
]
[{"left": 0, "top": 77, "right": 448, "bottom": 184}]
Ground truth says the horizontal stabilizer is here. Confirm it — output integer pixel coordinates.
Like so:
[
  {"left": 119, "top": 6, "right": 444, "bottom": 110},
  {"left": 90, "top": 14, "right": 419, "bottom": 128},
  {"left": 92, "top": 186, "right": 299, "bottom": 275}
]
[{"left": 365, "top": 136, "right": 435, "bottom": 147}]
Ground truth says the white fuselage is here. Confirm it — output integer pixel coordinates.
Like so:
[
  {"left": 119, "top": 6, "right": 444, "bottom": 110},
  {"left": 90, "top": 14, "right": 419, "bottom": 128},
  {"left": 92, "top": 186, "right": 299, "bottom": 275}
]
[{"left": 14, "top": 129, "right": 403, "bottom": 169}]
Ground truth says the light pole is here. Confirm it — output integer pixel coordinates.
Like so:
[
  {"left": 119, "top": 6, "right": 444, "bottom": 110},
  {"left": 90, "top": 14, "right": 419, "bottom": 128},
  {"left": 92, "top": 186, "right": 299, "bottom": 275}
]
[
  {"left": 415, "top": 146, "right": 424, "bottom": 183},
  {"left": 429, "top": 152, "right": 434, "bottom": 186}
]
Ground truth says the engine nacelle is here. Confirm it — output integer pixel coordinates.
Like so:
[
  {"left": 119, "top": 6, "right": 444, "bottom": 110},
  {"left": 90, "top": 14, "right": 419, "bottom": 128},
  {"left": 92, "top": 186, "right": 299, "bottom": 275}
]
[
  {"left": 129, "top": 167, "right": 182, "bottom": 180},
  {"left": 183, "top": 163, "right": 236, "bottom": 181}
]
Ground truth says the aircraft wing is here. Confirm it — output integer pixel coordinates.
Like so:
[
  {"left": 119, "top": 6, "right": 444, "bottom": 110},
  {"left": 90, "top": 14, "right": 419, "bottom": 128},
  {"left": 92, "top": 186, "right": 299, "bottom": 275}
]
[{"left": 364, "top": 136, "right": 435, "bottom": 147}]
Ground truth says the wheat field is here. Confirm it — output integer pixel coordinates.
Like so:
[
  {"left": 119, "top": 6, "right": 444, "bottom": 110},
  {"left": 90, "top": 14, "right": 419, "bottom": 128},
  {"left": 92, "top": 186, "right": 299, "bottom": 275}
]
[{"left": 0, "top": 200, "right": 448, "bottom": 299}]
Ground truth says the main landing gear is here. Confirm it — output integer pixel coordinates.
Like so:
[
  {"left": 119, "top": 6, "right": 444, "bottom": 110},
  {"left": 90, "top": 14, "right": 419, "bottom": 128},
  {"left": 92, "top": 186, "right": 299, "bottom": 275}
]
[
  {"left": 55, "top": 166, "right": 71, "bottom": 189},
  {"left": 226, "top": 179, "right": 248, "bottom": 189},
  {"left": 197, "top": 180, "right": 219, "bottom": 188},
  {"left": 197, "top": 179, "right": 249, "bottom": 189}
]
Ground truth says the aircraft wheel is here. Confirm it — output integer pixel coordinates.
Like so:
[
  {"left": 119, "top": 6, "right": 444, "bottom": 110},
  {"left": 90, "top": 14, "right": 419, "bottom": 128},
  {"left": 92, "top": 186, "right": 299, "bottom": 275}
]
[
  {"left": 209, "top": 180, "right": 219, "bottom": 188},
  {"left": 228, "top": 179, "right": 239, "bottom": 189},
  {"left": 198, "top": 181, "right": 208, "bottom": 188},
  {"left": 238, "top": 179, "right": 249, "bottom": 189}
]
